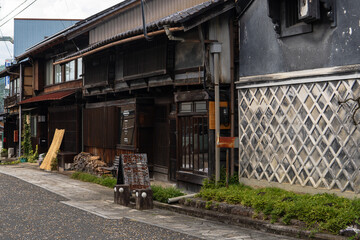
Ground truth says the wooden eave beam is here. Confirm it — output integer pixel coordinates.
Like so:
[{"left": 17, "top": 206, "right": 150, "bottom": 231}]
[{"left": 53, "top": 27, "right": 184, "bottom": 66}]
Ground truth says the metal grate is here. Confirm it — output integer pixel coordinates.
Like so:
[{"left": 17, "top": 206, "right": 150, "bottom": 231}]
[{"left": 238, "top": 80, "right": 360, "bottom": 193}]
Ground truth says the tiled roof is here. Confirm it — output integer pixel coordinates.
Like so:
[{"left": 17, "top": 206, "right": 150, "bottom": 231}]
[
  {"left": 16, "top": 0, "right": 138, "bottom": 60},
  {"left": 59, "top": 0, "right": 229, "bottom": 61},
  {"left": 19, "top": 90, "right": 76, "bottom": 105}
]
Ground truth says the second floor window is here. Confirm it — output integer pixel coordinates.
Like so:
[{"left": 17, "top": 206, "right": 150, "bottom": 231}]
[
  {"left": 45, "top": 60, "right": 53, "bottom": 85},
  {"left": 77, "top": 58, "right": 83, "bottom": 79},
  {"left": 46, "top": 58, "right": 83, "bottom": 86},
  {"left": 9, "top": 78, "right": 19, "bottom": 97},
  {"left": 54, "top": 64, "right": 62, "bottom": 84},
  {"left": 65, "top": 60, "right": 75, "bottom": 82}
]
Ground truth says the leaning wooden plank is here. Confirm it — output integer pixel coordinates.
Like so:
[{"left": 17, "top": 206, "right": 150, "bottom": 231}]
[{"left": 40, "top": 129, "right": 65, "bottom": 171}]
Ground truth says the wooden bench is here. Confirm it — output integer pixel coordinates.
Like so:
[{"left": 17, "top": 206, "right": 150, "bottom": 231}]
[{"left": 101, "top": 155, "right": 120, "bottom": 177}]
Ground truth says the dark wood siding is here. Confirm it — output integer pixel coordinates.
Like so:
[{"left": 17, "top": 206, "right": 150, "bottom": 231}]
[
  {"left": 83, "top": 106, "right": 119, "bottom": 149},
  {"left": 123, "top": 38, "right": 167, "bottom": 80},
  {"left": 84, "top": 52, "right": 109, "bottom": 86},
  {"left": 48, "top": 105, "right": 81, "bottom": 153},
  {"left": 153, "top": 104, "right": 169, "bottom": 168}
]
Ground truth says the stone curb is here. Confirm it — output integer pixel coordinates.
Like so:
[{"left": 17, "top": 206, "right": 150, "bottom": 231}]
[{"left": 153, "top": 201, "right": 346, "bottom": 240}]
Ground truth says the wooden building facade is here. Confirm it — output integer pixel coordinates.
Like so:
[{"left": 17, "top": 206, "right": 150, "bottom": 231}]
[{"left": 4, "top": 0, "right": 238, "bottom": 190}]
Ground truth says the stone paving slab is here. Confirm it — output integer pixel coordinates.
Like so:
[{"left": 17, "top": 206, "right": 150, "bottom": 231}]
[{"left": 0, "top": 165, "right": 297, "bottom": 240}]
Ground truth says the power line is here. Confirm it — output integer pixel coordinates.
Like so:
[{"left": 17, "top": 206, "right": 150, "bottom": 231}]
[
  {"left": 0, "top": 28, "right": 13, "bottom": 59},
  {"left": 0, "top": 0, "right": 38, "bottom": 28},
  {"left": 0, "top": 0, "right": 28, "bottom": 23}
]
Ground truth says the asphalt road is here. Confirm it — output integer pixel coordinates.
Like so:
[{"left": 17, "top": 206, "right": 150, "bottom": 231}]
[{"left": 0, "top": 173, "right": 198, "bottom": 240}]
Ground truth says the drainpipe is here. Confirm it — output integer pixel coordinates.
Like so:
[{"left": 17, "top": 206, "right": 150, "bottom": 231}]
[
  {"left": 164, "top": 25, "right": 184, "bottom": 42},
  {"left": 18, "top": 63, "right": 22, "bottom": 158},
  {"left": 141, "top": 0, "right": 152, "bottom": 41},
  {"left": 210, "top": 43, "right": 222, "bottom": 182}
]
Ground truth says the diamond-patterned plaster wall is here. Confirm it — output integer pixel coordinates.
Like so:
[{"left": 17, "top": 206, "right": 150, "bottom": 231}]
[{"left": 238, "top": 80, "right": 360, "bottom": 193}]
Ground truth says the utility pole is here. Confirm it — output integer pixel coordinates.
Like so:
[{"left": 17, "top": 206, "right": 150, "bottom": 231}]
[{"left": 211, "top": 43, "right": 222, "bottom": 183}]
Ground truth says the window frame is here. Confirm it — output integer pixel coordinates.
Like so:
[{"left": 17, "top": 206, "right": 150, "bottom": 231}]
[
  {"left": 45, "top": 59, "right": 54, "bottom": 86},
  {"left": 279, "top": 0, "right": 312, "bottom": 38},
  {"left": 65, "top": 60, "right": 76, "bottom": 82},
  {"left": 46, "top": 58, "right": 83, "bottom": 86},
  {"left": 177, "top": 100, "right": 209, "bottom": 175}
]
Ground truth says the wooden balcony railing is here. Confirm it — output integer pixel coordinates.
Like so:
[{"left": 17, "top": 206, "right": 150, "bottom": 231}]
[{"left": 4, "top": 94, "right": 20, "bottom": 109}]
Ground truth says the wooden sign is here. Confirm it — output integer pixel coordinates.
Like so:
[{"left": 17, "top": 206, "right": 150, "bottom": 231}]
[
  {"left": 117, "top": 154, "right": 151, "bottom": 190},
  {"left": 217, "top": 137, "right": 239, "bottom": 148}
]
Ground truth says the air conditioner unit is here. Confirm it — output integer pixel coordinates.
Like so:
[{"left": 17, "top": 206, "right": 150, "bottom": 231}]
[{"left": 298, "top": 0, "right": 320, "bottom": 23}]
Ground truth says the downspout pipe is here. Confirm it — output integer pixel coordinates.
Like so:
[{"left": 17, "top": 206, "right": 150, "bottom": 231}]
[
  {"left": 210, "top": 43, "right": 222, "bottom": 182},
  {"left": 141, "top": 0, "right": 152, "bottom": 41},
  {"left": 164, "top": 25, "right": 184, "bottom": 42},
  {"left": 18, "top": 63, "right": 22, "bottom": 158}
]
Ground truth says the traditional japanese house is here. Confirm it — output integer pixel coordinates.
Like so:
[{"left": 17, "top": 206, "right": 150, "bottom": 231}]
[
  {"left": 237, "top": 0, "right": 360, "bottom": 196},
  {"left": 1, "top": 63, "right": 22, "bottom": 155},
  {"left": 0, "top": 18, "right": 78, "bottom": 156},
  {"left": 53, "top": 0, "right": 237, "bottom": 190},
  {"left": 12, "top": 0, "right": 238, "bottom": 190}
]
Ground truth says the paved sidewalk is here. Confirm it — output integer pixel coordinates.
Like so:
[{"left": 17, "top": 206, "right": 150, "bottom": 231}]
[{"left": 0, "top": 164, "right": 297, "bottom": 240}]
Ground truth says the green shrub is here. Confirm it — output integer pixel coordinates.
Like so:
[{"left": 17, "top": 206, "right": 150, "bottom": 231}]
[
  {"left": 50, "top": 157, "right": 58, "bottom": 171},
  {"left": 202, "top": 167, "right": 240, "bottom": 189},
  {"left": 151, "top": 185, "right": 185, "bottom": 203},
  {"left": 0, "top": 160, "right": 20, "bottom": 165},
  {"left": 28, "top": 145, "right": 39, "bottom": 163},
  {"left": 1, "top": 148, "right": 8, "bottom": 156},
  {"left": 71, "top": 172, "right": 117, "bottom": 188},
  {"left": 197, "top": 183, "right": 360, "bottom": 234},
  {"left": 21, "top": 116, "right": 32, "bottom": 156}
]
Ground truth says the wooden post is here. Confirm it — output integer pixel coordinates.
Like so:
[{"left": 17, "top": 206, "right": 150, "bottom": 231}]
[
  {"left": 114, "top": 184, "right": 131, "bottom": 206},
  {"left": 226, "top": 149, "right": 229, "bottom": 188},
  {"left": 135, "top": 189, "right": 153, "bottom": 210}
]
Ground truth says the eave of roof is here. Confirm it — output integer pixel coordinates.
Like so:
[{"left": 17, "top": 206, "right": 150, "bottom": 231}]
[
  {"left": 18, "top": 90, "right": 76, "bottom": 105},
  {"left": 16, "top": 0, "right": 138, "bottom": 61},
  {"left": 55, "top": 0, "right": 233, "bottom": 64},
  {"left": 17, "top": 0, "right": 233, "bottom": 62}
]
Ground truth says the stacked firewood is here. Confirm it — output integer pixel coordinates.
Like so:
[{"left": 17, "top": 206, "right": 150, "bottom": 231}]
[{"left": 73, "top": 152, "right": 108, "bottom": 175}]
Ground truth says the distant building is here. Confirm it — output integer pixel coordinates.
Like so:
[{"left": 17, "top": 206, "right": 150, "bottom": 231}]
[
  {"left": 0, "top": 64, "right": 7, "bottom": 113},
  {"left": 1, "top": 18, "right": 81, "bottom": 155},
  {"left": 14, "top": 18, "right": 80, "bottom": 57}
]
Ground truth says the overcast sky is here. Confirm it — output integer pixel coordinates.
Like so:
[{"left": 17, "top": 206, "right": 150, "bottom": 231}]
[{"left": 0, "top": 0, "right": 123, "bottom": 63}]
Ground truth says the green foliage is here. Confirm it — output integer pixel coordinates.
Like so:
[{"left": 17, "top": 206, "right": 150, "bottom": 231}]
[
  {"left": 1, "top": 148, "right": 7, "bottom": 155},
  {"left": 71, "top": 172, "right": 117, "bottom": 188},
  {"left": 202, "top": 167, "right": 239, "bottom": 189},
  {"left": 205, "top": 201, "right": 212, "bottom": 210},
  {"left": 198, "top": 184, "right": 360, "bottom": 234},
  {"left": 21, "top": 116, "right": 32, "bottom": 157},
  {"left": 28, "top": 145, "right": 39, "bottom": 163},
  {"left": 0, "top": 160, "right": 20, "bottom": 165},
  {"left": 151, "top": 185, "right": 185, "bottom": 203},
  {"left": 50, "top": 157, "right": 58, "bottom": 171}
]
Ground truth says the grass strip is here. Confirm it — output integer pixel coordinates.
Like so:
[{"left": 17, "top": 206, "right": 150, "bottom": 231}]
[
  {"left": 198, "top": 183, "right": 360, "bottom": 234},
  {"left": 71, "top": 172, "right": 185, "bottom": 203},
  {"left": 0, "top": 160, "right": 21, "bottom": 165},
  {"left": 71, "top": 172, "right": 117, "bottom": 188},
  {"left": 152, "top": 185, "right": 185, "bottom": 203}
]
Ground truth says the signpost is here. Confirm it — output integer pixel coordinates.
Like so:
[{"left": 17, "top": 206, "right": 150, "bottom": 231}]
[{"left": 217, "top": 137, "right": 239, "bottom": 187}]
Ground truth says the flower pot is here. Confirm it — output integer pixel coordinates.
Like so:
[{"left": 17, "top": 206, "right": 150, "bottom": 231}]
[{"left": 20, "top": 157, "right": 28, "bottom": 163}]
